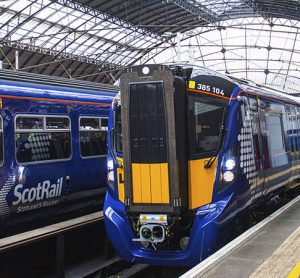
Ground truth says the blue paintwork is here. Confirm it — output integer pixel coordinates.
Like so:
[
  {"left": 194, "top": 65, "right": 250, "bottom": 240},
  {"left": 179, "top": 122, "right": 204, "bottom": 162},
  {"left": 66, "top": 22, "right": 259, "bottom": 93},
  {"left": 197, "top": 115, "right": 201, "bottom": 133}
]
[
  {"left": 0, "top": 78, "right": 116, "bottom": 229},
  {"left": 104, "top": 191, "right": 234, "bottom": 266},
  {"left": 104, "top": 74, "right": 300, "bottom": 266}
]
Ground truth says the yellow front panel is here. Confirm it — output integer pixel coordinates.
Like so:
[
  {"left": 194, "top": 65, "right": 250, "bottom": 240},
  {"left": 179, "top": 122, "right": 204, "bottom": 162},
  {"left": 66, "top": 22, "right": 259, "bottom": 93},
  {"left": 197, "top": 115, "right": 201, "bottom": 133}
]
[
  {"left": 117, "top": 158, "right": 125, "bottom": 203},
  {"left": 132, "top": 163, "right": 142, "bottom": 203},
  {"left": 140, "top": 164, "right": 152, "bottom": 203},
  {"left": 131, "top": 163, "right": 170, "bottom": 204},
  {"left": 150, "top": 164, "right": 162, "bottom": 203},
  {"left": 160, "top": 163, "right": 170, "bottom": 203},
  {"left": 188, "top": 158, "right": 217, "bottom": 209}
]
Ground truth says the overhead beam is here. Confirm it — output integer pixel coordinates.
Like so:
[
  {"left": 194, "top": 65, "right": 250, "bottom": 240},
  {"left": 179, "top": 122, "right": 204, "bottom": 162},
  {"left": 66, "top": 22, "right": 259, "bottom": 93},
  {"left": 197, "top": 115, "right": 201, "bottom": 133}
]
[
  {"left": 51, "top": 0, "right": 163, "bottom": 40},
  {"left": 0, "top": 5, "right": 152, "bottom": 71},
  {"left": 0, "top": 39, "right": 121, "bottom": 69},
  {"left": 0, "top": 6, "right": 144, "bottom": 53},
  {"left": 168, "top": 0, "right": 219, "bottom": 24},
  {"left": 239, "top": 0, "right": 272, "bottom": 22}
]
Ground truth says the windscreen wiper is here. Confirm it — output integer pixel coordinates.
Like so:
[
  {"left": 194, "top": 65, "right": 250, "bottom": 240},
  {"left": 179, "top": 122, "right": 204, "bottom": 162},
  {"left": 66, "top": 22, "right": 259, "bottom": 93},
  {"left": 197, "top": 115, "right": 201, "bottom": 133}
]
[{"left": 204, "top": 108, "right": 226, "bottom": 169}]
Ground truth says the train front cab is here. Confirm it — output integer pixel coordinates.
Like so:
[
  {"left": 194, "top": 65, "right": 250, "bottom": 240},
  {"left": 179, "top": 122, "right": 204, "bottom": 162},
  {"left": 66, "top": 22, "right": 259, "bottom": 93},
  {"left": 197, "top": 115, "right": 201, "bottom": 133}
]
[
  {"left": 104, "top": 65, "right": 300, "bottom": 266},
  {"left": 104, "top": 65, "right": 242, "bottom": 266}
]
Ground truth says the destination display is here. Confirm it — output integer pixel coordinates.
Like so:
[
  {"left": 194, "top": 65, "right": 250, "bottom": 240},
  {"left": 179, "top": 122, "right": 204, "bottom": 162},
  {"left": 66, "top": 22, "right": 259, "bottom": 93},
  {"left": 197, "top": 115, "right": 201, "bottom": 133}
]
[{"left": 187, "top": 75, "right": 237, "bottom": 99}]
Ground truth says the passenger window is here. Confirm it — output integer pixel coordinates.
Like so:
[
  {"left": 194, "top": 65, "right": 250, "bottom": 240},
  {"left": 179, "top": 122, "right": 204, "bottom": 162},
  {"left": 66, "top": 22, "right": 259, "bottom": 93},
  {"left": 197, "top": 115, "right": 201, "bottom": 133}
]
[
  {"left": 79, "top": 117, "right": 107, "bottom": 157},
  {"left": 0, "top": 117, "right": 3, "bottom": 165},
  {"left": 16, "top": 116, "right": 43, "bottom": 130},
  {"left": 114, "top": 105, "right": 123, "bottom": 154},
  {"left": 265, "top": 114, "right": 288, "bottom": 167},
  {"left": 100, "top": 118, "right": 108, "bottom": 130},
  {"left": 286, "top": 108, "right": 297, "bottom": 153},
  {"left": 46, "top": 117, "right": 70, "bottom": 129},
  {"left": 15, "top": 115, "right": 71, "bottom": 163},
  {"left": 291, "top": 111, "right": 298, "bottom": 151}
]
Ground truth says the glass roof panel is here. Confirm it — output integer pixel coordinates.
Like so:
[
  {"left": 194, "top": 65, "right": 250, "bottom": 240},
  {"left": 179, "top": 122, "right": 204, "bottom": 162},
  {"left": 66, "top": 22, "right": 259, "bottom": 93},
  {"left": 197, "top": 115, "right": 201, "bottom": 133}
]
[
  {"left": 144, "top": 17, "right": 300, "bottom": 94},
  {"left": 188, "top": 0, "right": 244, "bottom": 16},
  {"left": 1, "top": 0, "right": 299, "bottom": 88},
  {"left": 0, "top": 0, "right": 166, "bottom": 67}
]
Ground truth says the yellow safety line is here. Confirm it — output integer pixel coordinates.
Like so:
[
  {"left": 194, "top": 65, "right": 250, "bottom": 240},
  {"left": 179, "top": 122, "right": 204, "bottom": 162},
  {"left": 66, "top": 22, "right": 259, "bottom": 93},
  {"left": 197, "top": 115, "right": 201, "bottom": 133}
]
[
  {"left": 287, "top": 260, "right": 300, "bottom": 278},
  {"left": 288, "top": 182, "right": 300, "bottom": 189}
]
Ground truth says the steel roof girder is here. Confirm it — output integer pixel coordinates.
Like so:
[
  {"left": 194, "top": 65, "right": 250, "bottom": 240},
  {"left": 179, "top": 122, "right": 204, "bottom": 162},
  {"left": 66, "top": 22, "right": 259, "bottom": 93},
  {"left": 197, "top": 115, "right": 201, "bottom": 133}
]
[
  {"left": 169, "top": 0, "right": 219, "bottom": 24},
  {"left": 51, "top": 0, "right": 164, "bottom": 41},
  {"left": 0, "top": 4, "right": 149, "bottom": 59},
  {"left": 0, "top": 38, "right": 120, "bottom": 69}
]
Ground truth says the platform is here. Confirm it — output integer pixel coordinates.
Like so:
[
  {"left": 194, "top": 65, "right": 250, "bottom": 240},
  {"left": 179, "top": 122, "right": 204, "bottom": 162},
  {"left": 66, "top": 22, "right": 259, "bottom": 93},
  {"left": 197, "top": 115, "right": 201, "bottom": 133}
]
[
  {"left": 0, "top": 211, "right": 103, "bottom": 252},
  {"left": 0, "top": 211, "right": 104, "bottom": 278},
  {"left": 181, "top": 195, "right": 300, "bottom": 278}
]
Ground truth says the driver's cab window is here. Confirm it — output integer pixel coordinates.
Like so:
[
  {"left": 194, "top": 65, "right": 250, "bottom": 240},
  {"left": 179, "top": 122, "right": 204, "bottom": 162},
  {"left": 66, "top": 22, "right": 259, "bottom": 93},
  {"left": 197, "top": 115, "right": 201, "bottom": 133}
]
[{"left": 193, "top": 99, "right": 225, "bottom": 155}]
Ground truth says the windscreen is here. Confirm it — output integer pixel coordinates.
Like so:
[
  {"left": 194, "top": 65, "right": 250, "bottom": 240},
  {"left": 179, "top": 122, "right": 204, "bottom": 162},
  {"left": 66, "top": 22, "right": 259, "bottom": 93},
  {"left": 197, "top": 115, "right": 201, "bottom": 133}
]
[{"left": 193, "top": 99, "right": 226, "bottom": 155}]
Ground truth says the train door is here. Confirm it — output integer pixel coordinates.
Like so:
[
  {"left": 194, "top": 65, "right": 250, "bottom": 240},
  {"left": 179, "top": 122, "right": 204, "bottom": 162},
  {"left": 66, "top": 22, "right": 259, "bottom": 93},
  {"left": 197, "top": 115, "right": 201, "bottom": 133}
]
[
  {"left": 247, "top": 96, "right": 265, "bottom": 199},
  {"left": 285, "top": 106, "right": 297, "bottom": 184},
  {"left": 257, "top": 98, "right": 271, "bottom": 195},
  {"left": 295, "top": 107, "right": 300, "bottom": 182},
  {"left": 76, "top": 116, "right": 108, "bottom": 194},
  {"left": 259, "top": 100, "right": 290, "bottom": 194}
]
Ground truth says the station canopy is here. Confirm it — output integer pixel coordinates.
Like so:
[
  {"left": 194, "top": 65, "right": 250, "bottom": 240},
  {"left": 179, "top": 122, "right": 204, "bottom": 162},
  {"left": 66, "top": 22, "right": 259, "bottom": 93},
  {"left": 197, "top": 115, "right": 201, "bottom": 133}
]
[{"left": 0, "top": 0, "right": 300, "bottom": 94}]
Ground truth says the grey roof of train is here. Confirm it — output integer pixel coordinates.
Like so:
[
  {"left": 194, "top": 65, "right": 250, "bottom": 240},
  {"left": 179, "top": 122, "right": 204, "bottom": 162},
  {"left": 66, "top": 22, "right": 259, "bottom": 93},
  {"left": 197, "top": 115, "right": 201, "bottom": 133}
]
[
  {"left": 0, "top": 68, "right": 118, "bottom": 93},
  {"left": 0, "top": 0, "right": 300, "bottom": 95}
]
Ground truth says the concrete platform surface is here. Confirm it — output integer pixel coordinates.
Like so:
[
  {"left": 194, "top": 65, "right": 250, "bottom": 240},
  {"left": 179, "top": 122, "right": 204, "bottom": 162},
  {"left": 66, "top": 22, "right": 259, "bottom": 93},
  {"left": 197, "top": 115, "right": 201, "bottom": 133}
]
[
  {"left": 181, "top": 196, "right": 300, "bottom": 278},
  {"left": 249, "top": 226, "right": 300, "bottom": 278}
]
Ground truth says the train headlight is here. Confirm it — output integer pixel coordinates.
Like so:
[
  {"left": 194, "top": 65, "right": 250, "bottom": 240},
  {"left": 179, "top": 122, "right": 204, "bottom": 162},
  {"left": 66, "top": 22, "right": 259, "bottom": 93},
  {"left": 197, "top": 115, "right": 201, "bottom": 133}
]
[
  {"left": 219, "top": 148, "right": 237, "bottom": 190},
  {"left": 141, "top": 227, "right": 152, "bottom": 239},
  {"left": 152, "top": 226, "right": 163, "bottom": 239},
  {"left": 107, "top": 159, "right": 114, "bottom": 171},
  {"left": 224, "top": 159, "right": 236, "bottom": 171},
  {"left": 108, "top": 171, "right": 114, "bottom": 183},
  {"left": 107, "top": 159, "right": 114, "bottom": 183},
  {"left": 223, "top": 170, "right": 235, "bottom": 182}
]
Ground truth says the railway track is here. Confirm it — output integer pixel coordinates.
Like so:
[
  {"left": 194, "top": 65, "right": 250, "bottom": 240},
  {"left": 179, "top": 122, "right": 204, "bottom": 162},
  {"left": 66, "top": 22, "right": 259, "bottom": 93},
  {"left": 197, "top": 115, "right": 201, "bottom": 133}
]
[
  {"left": 89, "top": 189, "right": 299, "bottom": 278},
  {"left": 0, "top": 188, "right": 298, "bottom": 278}
]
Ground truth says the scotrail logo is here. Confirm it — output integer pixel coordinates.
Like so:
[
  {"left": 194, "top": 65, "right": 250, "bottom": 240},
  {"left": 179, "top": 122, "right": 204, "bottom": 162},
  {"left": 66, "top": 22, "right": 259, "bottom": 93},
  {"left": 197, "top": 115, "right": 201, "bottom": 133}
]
[{"left": 12, "top": 178, "right": 63, "bottom": 205}]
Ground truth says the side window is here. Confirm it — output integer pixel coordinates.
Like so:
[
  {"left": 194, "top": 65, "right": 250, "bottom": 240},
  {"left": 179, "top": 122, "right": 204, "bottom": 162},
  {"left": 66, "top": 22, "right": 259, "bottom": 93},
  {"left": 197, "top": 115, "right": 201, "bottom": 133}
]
[
  {"left": 296, "top": 108, "right": 300, "bottom": 151},
  {"left": 79, "top": 117, "right": 107, "bottom": 157},
  {"left": 0, "top": 116, "right": 3, "bottom": 165},
  {"left": 291, "top": 108, "right": 298, "bottom": 151},
  {"left": 15, "top": 115, "right": 71, "bottom": 163},
  {"left": 286, "top": 107, "right": 297, "bottom": 153},
  {"left": 265, "top": 114, "right": 288, "bottom": 167},
  {"left": 114, "top": 105, "right": 123, "bottom": 154}
]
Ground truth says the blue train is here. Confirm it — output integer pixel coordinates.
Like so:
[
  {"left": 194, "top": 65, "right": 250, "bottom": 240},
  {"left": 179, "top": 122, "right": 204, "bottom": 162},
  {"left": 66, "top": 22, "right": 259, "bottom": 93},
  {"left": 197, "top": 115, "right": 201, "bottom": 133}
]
[
  {"left": 0, "top": 69, "right": 117, "bottom": 232},
  {"left": 104, "top": 64, "right": 300, "bottom": 266}
]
